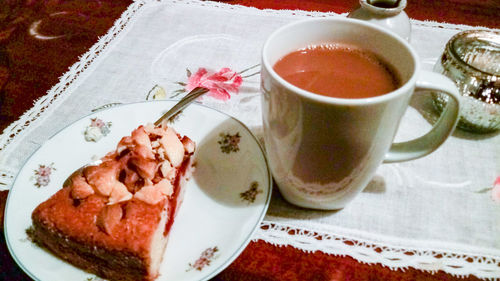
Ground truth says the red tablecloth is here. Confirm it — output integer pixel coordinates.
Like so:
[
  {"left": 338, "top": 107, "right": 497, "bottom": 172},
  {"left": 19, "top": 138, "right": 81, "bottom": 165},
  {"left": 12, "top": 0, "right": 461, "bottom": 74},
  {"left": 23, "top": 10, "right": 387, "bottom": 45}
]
[{"left": 0, "top": 1, "right": 498, "bottom": 280}]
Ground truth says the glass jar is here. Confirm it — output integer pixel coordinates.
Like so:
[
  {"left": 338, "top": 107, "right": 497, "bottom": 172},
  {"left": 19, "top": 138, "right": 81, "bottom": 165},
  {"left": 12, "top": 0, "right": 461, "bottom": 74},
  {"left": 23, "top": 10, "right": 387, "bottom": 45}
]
[{"left": 433, "top": 30, "right": 500, "bottom": 133}]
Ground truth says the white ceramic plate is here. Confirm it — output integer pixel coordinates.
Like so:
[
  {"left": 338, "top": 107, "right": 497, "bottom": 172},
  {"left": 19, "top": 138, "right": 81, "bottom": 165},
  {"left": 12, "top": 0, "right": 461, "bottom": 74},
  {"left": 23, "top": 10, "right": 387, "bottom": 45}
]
[{"left": 5, "top": 101, "right": 271, "bottom": 281}]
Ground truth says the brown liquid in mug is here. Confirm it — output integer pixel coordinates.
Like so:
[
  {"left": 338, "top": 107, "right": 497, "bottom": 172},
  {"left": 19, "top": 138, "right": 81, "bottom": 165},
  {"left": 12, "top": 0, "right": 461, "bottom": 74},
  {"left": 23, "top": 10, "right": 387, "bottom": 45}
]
[{"left": 273, "top": 43, "right": 400, "bottom": 99}]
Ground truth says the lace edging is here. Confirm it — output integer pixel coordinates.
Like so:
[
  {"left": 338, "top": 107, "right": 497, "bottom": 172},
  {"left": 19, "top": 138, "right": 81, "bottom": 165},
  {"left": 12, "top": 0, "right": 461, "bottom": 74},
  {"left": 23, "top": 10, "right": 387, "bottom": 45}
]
[
  {"left": 254, "top": 221, "right": 500, "bottom": 280},
  {"left": 0, "top": 168, "right": 15, "bottom": 190}
]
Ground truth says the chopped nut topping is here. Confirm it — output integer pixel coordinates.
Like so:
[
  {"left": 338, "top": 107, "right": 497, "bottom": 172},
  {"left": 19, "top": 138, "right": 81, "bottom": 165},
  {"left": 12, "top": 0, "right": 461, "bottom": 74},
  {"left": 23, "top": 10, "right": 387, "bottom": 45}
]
[
  {"left": 96, "top": 204, "right": 123, "bottom": 235},
  {"left": 160, "top": 161, "right": 174, "bottom": 181},
  {"left": 108, "top": 181, "right": 133, "bottom": 205},
  {"left": 134, "top": 184, "right": 164, "bottom": 205},
  {"left": 129, "top": 156, "right": 157, "bottom": 180},
  {"left": 70, "top": 124, "right": 193, "bottom": 211},
  {"left": 70, "top": 175, "right": 94, "bottom": 200},
  {"left": 155, "top": 179, "right": 174, "bottom": 197},
  {"left": 131, "top": 126, "right": 153, "bottom": 151},
  {"left": 85, "top": 162, "right": 120, "bottom": 196},
  {"left": 160, "top": 128, "right": 185, "bottom": 167}
]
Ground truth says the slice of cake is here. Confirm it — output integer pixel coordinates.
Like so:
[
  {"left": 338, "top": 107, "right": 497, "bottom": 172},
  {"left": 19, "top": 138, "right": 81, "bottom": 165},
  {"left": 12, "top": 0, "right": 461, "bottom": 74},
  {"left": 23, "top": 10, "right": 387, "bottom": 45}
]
[{"left": 30, "top": 123, "right": 195, "bottom": 281}]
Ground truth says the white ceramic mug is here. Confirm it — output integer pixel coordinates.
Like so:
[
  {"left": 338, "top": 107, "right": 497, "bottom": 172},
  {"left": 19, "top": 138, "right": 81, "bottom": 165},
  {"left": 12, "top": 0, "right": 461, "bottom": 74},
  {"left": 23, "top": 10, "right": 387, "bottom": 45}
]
[{"left": 260, "top": 18, "right": 460, "bottom": 210}]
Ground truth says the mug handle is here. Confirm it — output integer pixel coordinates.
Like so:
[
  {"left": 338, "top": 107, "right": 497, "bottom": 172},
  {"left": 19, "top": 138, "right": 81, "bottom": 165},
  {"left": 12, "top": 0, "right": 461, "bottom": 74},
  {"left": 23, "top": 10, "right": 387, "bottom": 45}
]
[{"left": 384, "top": 70, "right": 461, "bottom": 163}]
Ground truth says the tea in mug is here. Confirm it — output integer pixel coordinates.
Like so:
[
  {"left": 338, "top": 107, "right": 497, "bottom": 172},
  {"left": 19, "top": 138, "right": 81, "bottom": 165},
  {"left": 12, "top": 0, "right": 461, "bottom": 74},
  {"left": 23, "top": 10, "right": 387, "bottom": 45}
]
[{"left": 273, "top": 43, "right": 400, "bottom": 99}]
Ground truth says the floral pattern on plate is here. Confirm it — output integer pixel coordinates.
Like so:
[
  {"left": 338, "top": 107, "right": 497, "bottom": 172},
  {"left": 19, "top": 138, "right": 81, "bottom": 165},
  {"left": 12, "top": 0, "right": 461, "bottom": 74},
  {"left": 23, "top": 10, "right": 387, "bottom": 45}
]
[
  {"left": 187, "top": 246, "right": 219, "bottom": 271},
  {"left": 218, "top": 132, "right": 241, "bottom": 154},
  {"left": 84, "top": 117, "right": 112, "bottom": 142},
  {"left": 240, "top": 181, "right": 263, "bottom": 204},
  {"left": 32, "top": 163, "right": 55, "bottom": 188}
]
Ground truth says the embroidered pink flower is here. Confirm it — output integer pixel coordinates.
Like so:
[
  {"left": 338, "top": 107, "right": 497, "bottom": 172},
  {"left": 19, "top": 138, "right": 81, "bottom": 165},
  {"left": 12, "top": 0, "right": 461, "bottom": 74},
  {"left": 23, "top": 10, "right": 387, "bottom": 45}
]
[
  {"left": 185, "top": 67, "right": 243, "bottom": 101},
  {"left": 147, "top": 65, "right": 259, "bottom": 100},
  {"left": 491, "top": 177, "right": 500, "bottom": 202}
]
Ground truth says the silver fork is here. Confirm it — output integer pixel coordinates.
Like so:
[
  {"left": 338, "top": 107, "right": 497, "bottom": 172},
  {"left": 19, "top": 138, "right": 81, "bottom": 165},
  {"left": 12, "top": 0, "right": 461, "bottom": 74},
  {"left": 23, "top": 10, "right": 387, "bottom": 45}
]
[{"left": 154, "top": 87, "right": 209, "bottom": 126}]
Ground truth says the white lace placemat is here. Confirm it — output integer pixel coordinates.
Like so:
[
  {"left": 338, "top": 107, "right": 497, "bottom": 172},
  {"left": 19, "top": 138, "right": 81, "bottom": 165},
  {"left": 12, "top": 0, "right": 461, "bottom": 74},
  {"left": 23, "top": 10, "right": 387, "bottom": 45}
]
[{"left": 1, "top": 0, "right": 499, "bottom": 279}]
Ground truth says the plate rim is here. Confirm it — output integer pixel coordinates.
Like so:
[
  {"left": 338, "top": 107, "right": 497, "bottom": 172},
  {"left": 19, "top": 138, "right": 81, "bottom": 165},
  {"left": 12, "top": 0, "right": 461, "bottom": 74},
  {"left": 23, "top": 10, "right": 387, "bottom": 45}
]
[{"left": 4, "top": 100, "right": 272, "bottom": 281}]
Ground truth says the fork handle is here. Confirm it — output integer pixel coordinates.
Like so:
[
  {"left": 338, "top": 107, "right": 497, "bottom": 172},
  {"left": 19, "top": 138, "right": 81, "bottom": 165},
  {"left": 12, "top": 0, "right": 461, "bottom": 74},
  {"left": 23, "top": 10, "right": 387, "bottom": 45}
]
[{"left": 154, "top": 87, "right": 209, "bottom": 126}]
